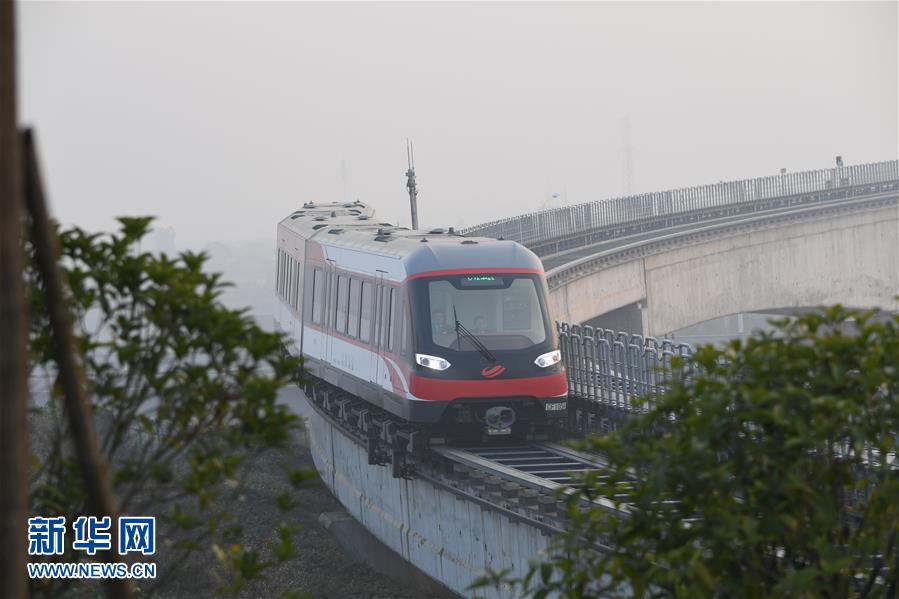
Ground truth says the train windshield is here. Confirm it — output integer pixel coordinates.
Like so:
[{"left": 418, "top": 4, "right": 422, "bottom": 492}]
[{"left": 410, "top": 274, "right": 552, "bottom": 352}]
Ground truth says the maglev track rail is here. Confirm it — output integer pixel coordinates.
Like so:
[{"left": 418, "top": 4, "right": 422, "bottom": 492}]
[
  {"left": 433, "top": 444, "right": 607, "bottom": 489},
  {"left": 301, "top": 377, "right": 628, "bottom": 538}
]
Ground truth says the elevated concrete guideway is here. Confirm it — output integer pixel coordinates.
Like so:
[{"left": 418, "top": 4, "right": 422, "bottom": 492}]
[
  {"left": 549, "top": 195, "right": 897, "bottom": 335},
  {"left": 463, "top": 160, "right": 899, "bottom": 336},
  {"left": 280, "top": 160, "right": 899, "bottom": 598}
]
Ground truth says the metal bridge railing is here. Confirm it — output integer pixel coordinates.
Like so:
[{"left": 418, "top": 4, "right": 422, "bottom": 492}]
[
  {"left": 557, "top": 321, "right": 896, "bottom": 498},
  {"left": 461, "top": 160, "right": 899, "bottom": 249},
  {"left": 557, "top": 321, "right": 694, "bottom": 414}
]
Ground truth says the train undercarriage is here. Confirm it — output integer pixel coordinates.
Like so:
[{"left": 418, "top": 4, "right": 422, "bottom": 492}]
[{"left": 299, "top": 375, "right": 569, "bottom": 479}]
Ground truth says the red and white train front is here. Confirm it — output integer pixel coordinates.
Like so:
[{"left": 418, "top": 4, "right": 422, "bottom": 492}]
[
  {"left": 405, "top": 269, "right": 567, "bottom": 438},
  {"left": 275, "top": 203, "right": 568, "bottom": 441}
]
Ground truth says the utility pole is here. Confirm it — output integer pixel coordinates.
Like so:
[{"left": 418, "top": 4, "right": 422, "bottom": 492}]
[
  {"left": 621, "top": 116, "right": 635, "bottom": 196},
  {"left": 341, "top": 159, "right": 348, "bottom": 203},
  {"left": 405, "top": 140, "right": 419, "bottom": 230},
  {"left": 0, "top": 0, "right": 29, "bottom": 595}
]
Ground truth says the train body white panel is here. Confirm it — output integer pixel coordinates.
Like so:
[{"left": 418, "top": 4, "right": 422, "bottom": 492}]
[
  {"left": 275, "top": 297, "right": 415, "bottom": 400},
  {"left": 318, "top": 244, "right": 407, "bottom": 282}
]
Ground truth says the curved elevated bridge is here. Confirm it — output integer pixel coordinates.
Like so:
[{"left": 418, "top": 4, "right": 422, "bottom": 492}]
[
  {"left": 463, "top": 160, "right": 899, "bottom": 335},
  {"left": 462, "top": 158, "right": 898, "bottom": 429},
  {"left": 300, "top": 159, "right": 898, "bottom": 598}
]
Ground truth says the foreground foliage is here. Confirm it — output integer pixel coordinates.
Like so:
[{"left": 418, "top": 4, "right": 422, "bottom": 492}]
[
  {"left": 26, "top": 218, "right": 307, "bottom": 595},
  {"left": 477, "top": 307, "right": 899, "bottom": 598}
]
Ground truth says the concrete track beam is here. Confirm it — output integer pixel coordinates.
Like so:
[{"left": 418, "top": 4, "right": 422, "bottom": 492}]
[{"left": 549, "top": 203, "right": 898, "bottom": 336}]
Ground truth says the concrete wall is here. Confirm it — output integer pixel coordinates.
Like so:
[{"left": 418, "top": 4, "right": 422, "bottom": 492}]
[
  {"left": 549, "top": 203, "right": 899, "bottom": 336},
  {"left": 305, "top": 403, "right": 552, "bottom": 598}
]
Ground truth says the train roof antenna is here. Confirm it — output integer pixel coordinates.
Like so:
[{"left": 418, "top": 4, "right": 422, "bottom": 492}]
[{"left": 405, "top": 139, "right": 419, "bottom": 230}]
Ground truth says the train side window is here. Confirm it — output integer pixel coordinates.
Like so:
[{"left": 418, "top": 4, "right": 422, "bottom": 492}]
[
  {"left": 276, "top": 249, "right": 282, "bottom": 297},
  {"left": 336, "top": 275, "right": 349, "bottom": 333},
  {"left": 294, "top": 260, "right": 299, "bottom": 306},
  {"left": 294, "top": 259, "right": 299, "bottom": 307},
  {"left": 289, "top": 256, "right": 295, "bottom": 302},
  {"left": 283, "top": 253, "right": 289, "bottom": 300},
  {"left": 348, "top": 278, "right": 361, "bottom": 337},
  {"left": 282, "top": 252, "right": 287, "bottom": 299},
  {"left": 288, "top": 258, "right": 294, "bottom": 306},
  {"left": 400, "top": 300, "right": 410, "bottom": 355},
  {"left": 328, "top": 272, "right": 335, "bottom": 325},
  {"left": 387, "top": 288, "right": 396, "bottom": 351},
  {"left": 372, "top": 287, "right": 379, "bottom": 345},
  {"left": 377, "top": 286, "right": 385, "bottom": 347},
  {"left": 278, "top": 250, "right": 285, "bottom": 298},
  {"left": 292, "top": 259, "right": 300, "bottom": 311},
  {"left": 329, "top": 272, "right": 338, "bottom": 329},
  {"left": 290, "top": 257, "right": 295, "bottom": 302},
  {"left": 360, "top": 282, "right": 373, "bottom": 343},
  {"left": 311, "top": 269, "right": 323, "bottom": 324},
  {"left": 373, "top": 286, "right": 381, "bottom": 346}
]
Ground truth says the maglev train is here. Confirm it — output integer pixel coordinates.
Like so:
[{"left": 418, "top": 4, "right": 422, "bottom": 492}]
[{"left": 275, "top": 201, "right": 568, "bottom": 439}]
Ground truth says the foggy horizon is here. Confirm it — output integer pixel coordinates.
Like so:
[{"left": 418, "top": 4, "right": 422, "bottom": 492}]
[
  {"left": 5, "top": 6, "right": 899, "bottom": 594},
  {"left": 18, "top": 1, "right": 897, "bottom": 249}
]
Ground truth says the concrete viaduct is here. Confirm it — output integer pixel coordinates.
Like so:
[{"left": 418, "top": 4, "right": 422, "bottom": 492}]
[
  {"left": 462, "top": 160, "right": 899, "bottom": 337},
  {"left": 297, "top": 159, "right": 898, "bottom": 599}
]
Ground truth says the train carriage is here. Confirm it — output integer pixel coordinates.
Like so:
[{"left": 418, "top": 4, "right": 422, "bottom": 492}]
[{"left": 275, "top": 201, "right": 567, "bottom": 441}]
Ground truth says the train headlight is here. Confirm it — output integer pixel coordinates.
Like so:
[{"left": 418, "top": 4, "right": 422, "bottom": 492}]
[
  {"left": 416, "top": 353, "right": 451, "bottom": 371},
  {"left": 534, "top": 350, "right": 561, "bottom": 368}
]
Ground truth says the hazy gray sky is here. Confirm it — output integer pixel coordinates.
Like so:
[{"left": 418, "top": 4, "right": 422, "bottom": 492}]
[{"left": 18, "top": 1, "right": 898, "bottom": 247}]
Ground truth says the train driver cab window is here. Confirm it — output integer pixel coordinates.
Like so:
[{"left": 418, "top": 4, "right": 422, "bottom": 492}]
[
  {"left": 311, "top": 269, "right": 323, "bottom": 324},
  {"left": 419, "top": 275, "right": 550, "bottom": 352},
  {"left": 359, "top": 282, "right": 373, "bottom": 343}
]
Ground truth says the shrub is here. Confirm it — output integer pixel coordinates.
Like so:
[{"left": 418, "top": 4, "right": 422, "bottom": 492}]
[
  {"left": 26, "top": 218, "right": 307, "bottom": 595},
  {"left": 478, "top": 307, "right": 899, "bottom": 598}
]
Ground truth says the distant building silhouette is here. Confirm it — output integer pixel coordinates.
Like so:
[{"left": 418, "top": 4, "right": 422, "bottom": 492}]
[{"left": 152, "top": 226, "right": 176, "bottom": 256}]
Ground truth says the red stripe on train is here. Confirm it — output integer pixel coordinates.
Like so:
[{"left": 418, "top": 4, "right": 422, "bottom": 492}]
[{"left": 409, "top": 371, "right": 567, "bottom": 402}]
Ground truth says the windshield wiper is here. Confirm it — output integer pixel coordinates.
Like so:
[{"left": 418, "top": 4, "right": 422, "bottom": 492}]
[{"left": 453, "top": 306, "right": 496, "bottom": 363}]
